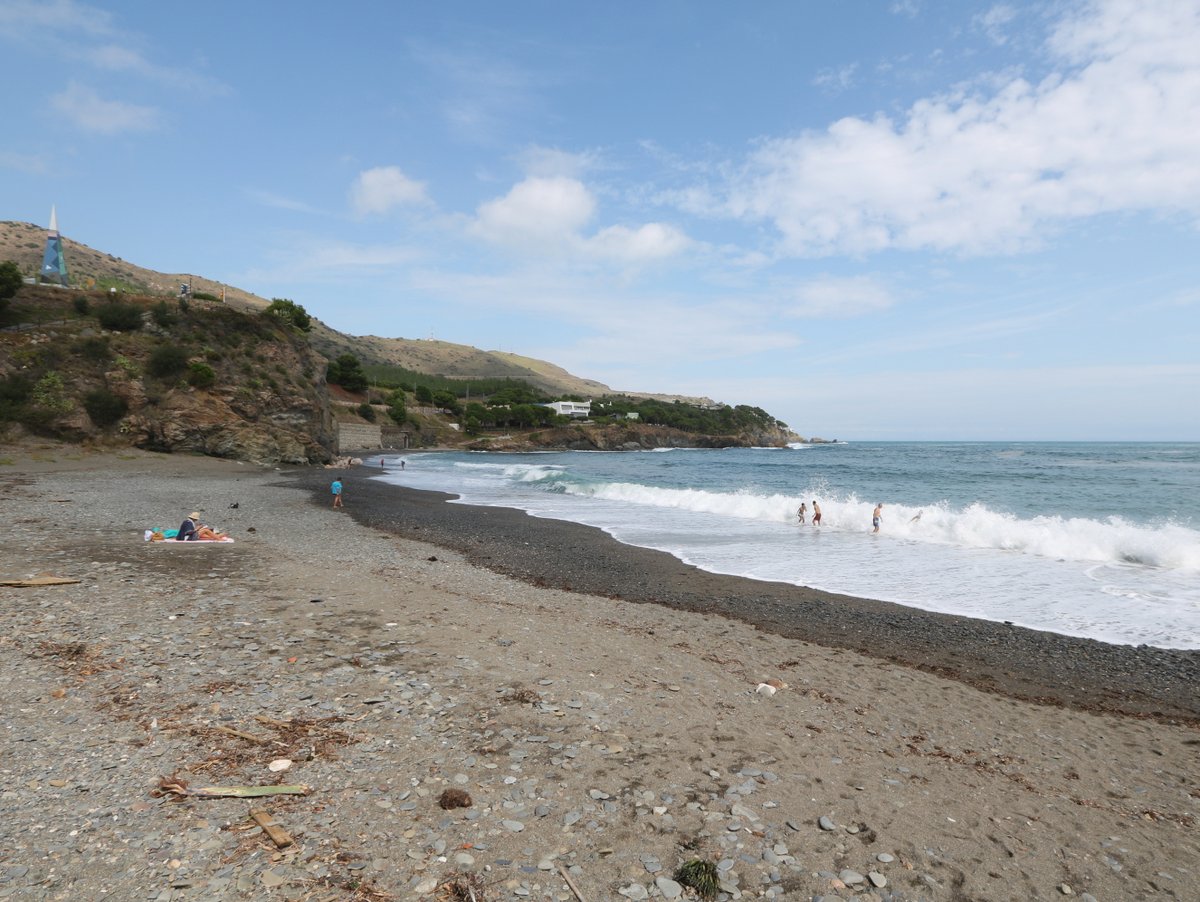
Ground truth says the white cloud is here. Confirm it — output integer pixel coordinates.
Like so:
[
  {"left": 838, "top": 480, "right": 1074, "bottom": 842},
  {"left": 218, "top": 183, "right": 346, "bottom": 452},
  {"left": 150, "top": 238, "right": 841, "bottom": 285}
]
[
  {"left": 83, "top": 43, "right": 228, "bottom": 94},
  {"left": 245, "top": 189, "right": 319, "bottom": 215},
  {"left": 51, "top": 81, "right": 159, "bottom": 134},
  {"left": 0, "top": 151, "right": 47, "bottom": 174},
  {"left": 516, "top": 146, "right": 601, "bottom": 178},
  {"left": 976, "top": 5, "right": 1019, "bottom": 45},
  {"left": 787, "top": 275, "right": 894, "bottom": 318},
  {"left": 473, "top": 176, "right": 596, "bottom": 244},
  {"left": 813, "top": 63, "right": 859, "bottom": 93},
  {"left": 349, "top": 166, "right": 429, "bottom": 217},
  {"left": 588, "top": 223, "right": 690, "bottom": 261},
  {"left": 0, "top": 0, "right": 114, "bottom": 37},
  {"left": 471, "top": 176, "right": 692, "bottom": 263},
  {"left": 722, "top": 0, "right": 1200, "bottom": 257}
]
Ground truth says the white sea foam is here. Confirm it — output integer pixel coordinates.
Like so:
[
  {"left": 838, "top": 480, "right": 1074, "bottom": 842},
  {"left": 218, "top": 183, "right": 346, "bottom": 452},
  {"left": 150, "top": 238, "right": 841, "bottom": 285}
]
[
  {"left": 549, "top": 479, "right": 1200, "bottom": 572},
  {"left": 383, "top": 445, "right": 1200, "bottom": 648}
]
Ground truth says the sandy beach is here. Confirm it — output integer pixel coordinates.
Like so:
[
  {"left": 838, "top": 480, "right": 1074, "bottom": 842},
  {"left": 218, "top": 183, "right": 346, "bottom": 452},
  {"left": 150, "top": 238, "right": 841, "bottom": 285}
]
[{"left": 0, "top": 445, "right": 1196, "bottom": 901}]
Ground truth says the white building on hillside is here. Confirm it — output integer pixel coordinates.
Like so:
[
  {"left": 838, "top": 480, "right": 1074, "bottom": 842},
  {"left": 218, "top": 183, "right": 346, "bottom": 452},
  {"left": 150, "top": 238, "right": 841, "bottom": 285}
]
[{"left": 544, "top": 401, "right": 591, "bottom": 418}]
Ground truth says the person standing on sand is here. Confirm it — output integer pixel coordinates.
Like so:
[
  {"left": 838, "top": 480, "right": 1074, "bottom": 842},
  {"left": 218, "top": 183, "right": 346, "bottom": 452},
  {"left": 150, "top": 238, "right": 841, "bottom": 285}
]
[
  {"left": 811, "top": 501, "right": 822, "bottom": 526},
  {"left": 331, "top": 478, "right": 343, "bottom": 509},
  {"left": 797, "top": 502, "right": 807, "bottom": 524},
  {"left": 873, "top": 503, "right": 883, "bottom": 533}
]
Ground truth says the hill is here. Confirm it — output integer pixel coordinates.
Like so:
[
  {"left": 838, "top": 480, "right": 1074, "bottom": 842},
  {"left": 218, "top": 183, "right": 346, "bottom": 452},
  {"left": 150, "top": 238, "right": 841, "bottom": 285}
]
[
  {"left": 0, "top": 222, "right": 800, "bottom": 461},
  {"left": 0, "top": 220, "right": 711, "bottom": 404}
]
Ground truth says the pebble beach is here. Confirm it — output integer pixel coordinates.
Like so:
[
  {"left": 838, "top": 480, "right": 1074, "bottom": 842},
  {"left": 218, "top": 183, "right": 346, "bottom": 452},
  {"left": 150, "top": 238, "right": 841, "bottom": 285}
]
[{"left": 1, "top": 445, "right": 1196, "bottom": 901}]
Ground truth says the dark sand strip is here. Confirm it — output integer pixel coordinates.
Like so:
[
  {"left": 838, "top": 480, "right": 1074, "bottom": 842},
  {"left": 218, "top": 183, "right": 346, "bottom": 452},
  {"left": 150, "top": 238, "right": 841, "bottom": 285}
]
[{"left": 297, "top": 467, "right": 1200, "bottom": 724}]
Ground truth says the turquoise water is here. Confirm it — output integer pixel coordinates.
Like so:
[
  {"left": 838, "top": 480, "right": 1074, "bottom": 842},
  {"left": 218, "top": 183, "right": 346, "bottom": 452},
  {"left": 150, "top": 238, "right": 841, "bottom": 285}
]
[{"left": 377, "top": 443, "right": 1200, "bottom": 649}]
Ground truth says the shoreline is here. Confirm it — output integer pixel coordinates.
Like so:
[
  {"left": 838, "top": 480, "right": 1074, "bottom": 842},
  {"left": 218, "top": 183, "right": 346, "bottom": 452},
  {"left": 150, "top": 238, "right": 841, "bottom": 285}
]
[
  {"left": 2, "top": 446, "right": 1197, "bottom": 900},
  {"left": 315, "top": 465, "right": 1200, "bottom": 724}
]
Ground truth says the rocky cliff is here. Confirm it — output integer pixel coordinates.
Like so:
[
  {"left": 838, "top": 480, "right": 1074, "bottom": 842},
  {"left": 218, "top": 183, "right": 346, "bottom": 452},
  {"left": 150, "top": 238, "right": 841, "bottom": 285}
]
[
  {"left": 0, "top": 287, "right": 334, "bottom": 465},
  {"left": 467, "top": 421, "right": 797, "bottom": 452}
]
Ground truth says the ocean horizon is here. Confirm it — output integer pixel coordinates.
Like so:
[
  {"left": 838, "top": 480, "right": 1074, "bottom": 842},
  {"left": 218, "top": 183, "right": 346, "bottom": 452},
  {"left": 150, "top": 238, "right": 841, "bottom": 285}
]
[{"left": 374, "top": 441, "right": 1200, "bottom": 650}]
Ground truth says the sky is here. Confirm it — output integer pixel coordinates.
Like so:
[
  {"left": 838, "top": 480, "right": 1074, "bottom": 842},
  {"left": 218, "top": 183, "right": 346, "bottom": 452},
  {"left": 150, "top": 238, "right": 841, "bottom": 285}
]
[{"left": 2, "top": 0, "right": 1199, "bottom": 441}]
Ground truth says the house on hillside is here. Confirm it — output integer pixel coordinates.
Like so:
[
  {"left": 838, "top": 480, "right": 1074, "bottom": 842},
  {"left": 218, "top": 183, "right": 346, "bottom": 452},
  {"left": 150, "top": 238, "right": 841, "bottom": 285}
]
[{"left": 543, "top": 400, "right": 591, "bottom": 419}]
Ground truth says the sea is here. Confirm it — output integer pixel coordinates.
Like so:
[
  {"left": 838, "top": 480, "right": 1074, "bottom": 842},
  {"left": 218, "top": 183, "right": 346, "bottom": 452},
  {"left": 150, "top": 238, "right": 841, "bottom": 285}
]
[{"left": 373, "top": 443, "right": 1200, "bottom": 651}]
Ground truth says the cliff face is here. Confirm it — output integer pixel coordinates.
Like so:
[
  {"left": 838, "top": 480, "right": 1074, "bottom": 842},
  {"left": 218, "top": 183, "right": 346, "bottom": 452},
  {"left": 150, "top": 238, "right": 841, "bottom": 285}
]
[
  {"left": 467, "top": 421, "right": 798, "bottom": 452},
  {"left": 0, "top": 288, "right": 334, "bottom": 465},
  {"left": 1, "top": 284, "right": 801, "bottom": 465}
]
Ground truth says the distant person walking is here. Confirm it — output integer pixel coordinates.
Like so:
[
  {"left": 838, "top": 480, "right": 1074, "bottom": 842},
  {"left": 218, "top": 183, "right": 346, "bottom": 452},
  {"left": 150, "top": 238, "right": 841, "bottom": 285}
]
[
  {"left": 797, "top": 502, "right": 807, "bottom": 524},
  {"left": 400, "top": 460, "right": 406, "bottom": 470},
  {"left": 811, "top": 501, "right": 822, "bottom": 526},
  {"left": 331, "top": 478, "right": 343, "bottom": 509},
  {"left": 873, "top": 503, "right": 883, "bottom": 533}
]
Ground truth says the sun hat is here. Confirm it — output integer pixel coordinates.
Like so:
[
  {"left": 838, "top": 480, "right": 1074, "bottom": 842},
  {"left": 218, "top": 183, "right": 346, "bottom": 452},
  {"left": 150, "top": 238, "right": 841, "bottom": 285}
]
[{"left": 189, "top": 511, "right": 201, "bottom": 520}]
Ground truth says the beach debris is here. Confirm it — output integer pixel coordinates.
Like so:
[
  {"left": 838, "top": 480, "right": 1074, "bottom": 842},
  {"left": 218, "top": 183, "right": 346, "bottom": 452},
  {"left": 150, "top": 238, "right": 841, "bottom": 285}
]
[
  {"left": 267, "top": 758, "right": 292, "bottom": 772},
  {"left": 755, "top": 683, "right": 777, "bottom": 696},
  {"left": 438, "top": 788, "right": 473, "bottom": 809},
  {"left": 558, "top": 863, "right": 588, "bottom": 902},
  {"left": 673, "top": 859, "right": 719, "bottom": 900},
  {"left": 435, "top": 871, "right": 487, "bottom": 901},
  {"left": 211, "top": 725, "right": 275, "bottom": 745},
  {"left": 250, "top": 808, "right": 294, "bottom": 848},
  {"left": 152, "top": 774, "right": 310, "bottom": 800},
  {"left": 500, "top": 686, "right": 542, "bottom": 705},
  {"left": 1, "top": 574, "right": 81, "bottom": 587}
]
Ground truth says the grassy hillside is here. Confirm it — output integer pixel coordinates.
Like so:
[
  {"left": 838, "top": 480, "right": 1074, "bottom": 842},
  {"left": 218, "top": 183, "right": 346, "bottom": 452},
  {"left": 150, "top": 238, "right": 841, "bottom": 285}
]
[{"left": 0, "top": 220, "right": 705, "bottom": 403}]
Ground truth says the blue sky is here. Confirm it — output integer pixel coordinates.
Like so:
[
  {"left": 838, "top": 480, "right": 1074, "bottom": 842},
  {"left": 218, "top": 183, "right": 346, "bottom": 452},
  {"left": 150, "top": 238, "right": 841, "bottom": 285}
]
[{"left": 2, "top": 0, "right": 1198, "bottom": 441}]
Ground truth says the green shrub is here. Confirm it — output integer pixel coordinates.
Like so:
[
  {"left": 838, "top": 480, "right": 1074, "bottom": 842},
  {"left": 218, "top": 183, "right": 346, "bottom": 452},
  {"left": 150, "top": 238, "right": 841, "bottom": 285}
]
[
  {"left": 674, "top": 860, "right": 719, "bottom": 900},
  {"left": 0, "top": 375, "right": 33, "bottom": 422},
  {"left": 387, "top": 391, "right": 407, "bottom": 425},
  {"left": 75, "top": 336, "right": 112, "bottom": 363},
  {"left": 192, "top": 291, "right": 219, "bottom": 301},
  {"left": 96, "top": 301, "right": 144, "bottom": 332},
  {"left": 327, "top": 353, "right": 368, "bottom": 393},
  {"left": 32, "top": 372, "right": 72, "bottom": 414},
  {"left": 357, "top": 402, "right": 376, "bottom": 422},
  {"left": 0, "top": 261, "right": 20, "bottom": 301},
  {"left": 151, "top": 300, "right": 177, "bottom": 327},
  {"left": 147, "top": 344, "right": 189, "bottom": 379},
  {"left": 263, "top": 298, "right": 312, "bottom": 331},
  {"left": 83, "top": 388, "right": 128, "bottom": 427},
  {"left": 187, "top": 362, "right": 216, "bottom": 388},
  {"left": 114, "top": 355, "right": 140, "bottom": 378},
  {"left": 72, "top": 296, "right": 91, "bottom": 316}
]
